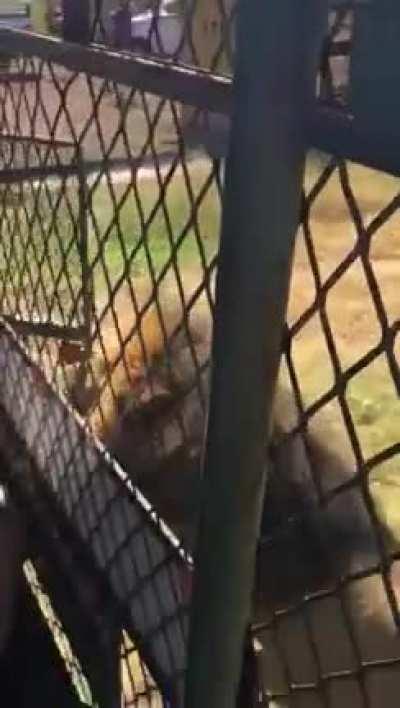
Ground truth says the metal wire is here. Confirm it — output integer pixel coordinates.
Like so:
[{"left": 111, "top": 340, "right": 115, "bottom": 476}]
[{"left": 0, "top": 2, "right": 398, "bottom": 707}]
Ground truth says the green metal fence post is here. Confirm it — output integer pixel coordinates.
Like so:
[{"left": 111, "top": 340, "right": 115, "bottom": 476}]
[{"left": 184, "top": 2, "right": 328, "bottom": 707}]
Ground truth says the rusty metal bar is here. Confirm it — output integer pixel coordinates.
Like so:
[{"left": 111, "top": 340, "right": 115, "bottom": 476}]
[
  {"left": 0, "top": 135, "right": 75, "bottom": 148},
  {"left": 0, "top": 29, "right": 399, "bottom": 180},
  {"left": 184, "top": 2, "right": 328, "bottom": 708},
  {"left": 0, "top": 72, "right": 40, "bottom": 83},
  {"left": 0, "top": 165, "right": 80, "bottom": 183},
  {"left": 2, "top": 315, "right": 87, "bottom": 341},
  {"left": 0, "top": 159, "right": 130, "bottom": 183},
  {"left": 186, "top": 102, "right": 400, "bottom": 179},
  {"left": 0, "top": 155, "right": 180, "bottom": 183}
]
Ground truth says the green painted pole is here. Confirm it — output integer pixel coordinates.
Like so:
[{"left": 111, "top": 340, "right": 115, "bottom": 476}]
[
  {"left": 350, "top": 0, "right": 400, "bottom": 141},
  {"left": 184, "top": 2, "right": 328, "bottom": 707}
]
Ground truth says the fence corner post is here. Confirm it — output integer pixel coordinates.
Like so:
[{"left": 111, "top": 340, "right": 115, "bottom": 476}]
[{"left": 184, "top": 2, "right": 328, "bottom": 707}]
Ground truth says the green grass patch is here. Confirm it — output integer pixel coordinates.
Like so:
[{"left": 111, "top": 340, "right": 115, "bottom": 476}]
[
  {"left": 306, "top": 151, "right": 400, "bottom": 223},
  {"left": 0, "top": 163, "right": 221, "bottom": 319},
  {"left": 87, "top": 163, "right": 221, "bottom": 295},
  {"left": 346, "top": 356, "right": 400, "bottom": 465},
  {"left": 0, "top": 184, "right": 83, "bottom": 322},
  {"left": 344, "top": 360, "right": 400, "bottom": 545}
]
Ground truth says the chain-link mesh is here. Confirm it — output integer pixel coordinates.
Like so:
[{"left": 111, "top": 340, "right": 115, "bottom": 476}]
[
  {"left": 24, "top": 0, "right": 355, "bottom": 82},
  {"left": 89, "top": 0, "right": 356, "bottom": 81},
  {"left": 89, "top": 0, "right": 236, "bottom": 74},
  {"left": 252, "top": 151, "right": 400, "bottom": 708},
  {"left": 0, "top": 135, "right": 87, "bottom": 329},
  {"left": 23, "top": 559, "right": 95, "bottom": 706},
  {"left": 249, "top": 9, "right": 400, "bottom": 706},
  {"left": 0, "top": 33, "right": 221, "bottom": 706},
  {"left": 0, "top": 3, "right": 398, "bottom": 707}
]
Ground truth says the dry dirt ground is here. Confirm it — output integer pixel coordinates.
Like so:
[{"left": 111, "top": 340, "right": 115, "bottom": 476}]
[
  {"left": 288, "top": 160, "right": 400, "bottom": 468},
  {"left": 3, "top": 69, "right": 180, "bottom": 161}
]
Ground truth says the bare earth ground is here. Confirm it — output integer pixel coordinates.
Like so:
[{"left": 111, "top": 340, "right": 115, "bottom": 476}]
[
  {"left": 5, "top": 69, "right": 180, "bottom": 160},
  {"left": 289, "top": 161, "right": 400, "bottom": 473}
]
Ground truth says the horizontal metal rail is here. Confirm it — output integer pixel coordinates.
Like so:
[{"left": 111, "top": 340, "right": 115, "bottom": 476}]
[
  {"left": 0, "top": 164, "right": 80, "bottom": 183},
  {"left": 0, "top": 154, "right": 178, "bottom": 183},
  {"left": 0, "top": 72, "right": 40, "bottom": 83},
  {"left": 2, "top": 315, "right": 87, "bottom": 342},
  {"left": 0, "top": 29, "right": 398, "bottom": 177},
  {"left": 309, "top": 105, "right": 400, "bottom": 177},
  {"left": 0, "top": 28, "right": 232, "bottom": 115},
  {"left": 0, "top": 134, "right": 76, "bottom": 149},
  {"left": 185, "top": 106, "right": 400, "bottom": 179}
]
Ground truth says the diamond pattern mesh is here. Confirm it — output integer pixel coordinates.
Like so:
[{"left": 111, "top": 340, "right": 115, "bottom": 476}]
[{"left": 0, "top": 3, "right": 398, "bottom": 707}]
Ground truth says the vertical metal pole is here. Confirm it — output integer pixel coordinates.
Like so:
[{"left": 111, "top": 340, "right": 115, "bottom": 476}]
[
  {"left": 350, "top": 0, "right": 400, "bottom": 142},
  {"left": 62, "top": 0, "right": 91, "bottom": 44},
  {"left": 184, "top": 3, "right": 328, "bottom": 708},
  {"left": 77, "top": 147, "right": 93, "bottom": 382}
]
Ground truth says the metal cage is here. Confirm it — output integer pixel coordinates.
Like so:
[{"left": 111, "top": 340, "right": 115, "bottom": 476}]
[{"left": 0, "top": 2, "right": 398, "bottom": 708}]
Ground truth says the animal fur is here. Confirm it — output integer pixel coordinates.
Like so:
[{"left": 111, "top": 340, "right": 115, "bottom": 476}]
[{"left": 64, "top": 301, "right": 400, "bottom": 707}]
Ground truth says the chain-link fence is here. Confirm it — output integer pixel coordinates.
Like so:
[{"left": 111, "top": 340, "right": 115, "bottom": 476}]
[
  {"left": 0, "top": 1, "right": 398, "bottom": 707},
  {"left": 88, "top": 0, "right": 356, "bottom": 79},
  {"left": 0, "top": 26, "right": 222, "bottom": 708}
]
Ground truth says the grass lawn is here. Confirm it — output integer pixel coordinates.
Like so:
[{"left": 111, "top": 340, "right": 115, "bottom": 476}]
[{"left": 87, "top": 159, "right": 221, "bottom": 302}]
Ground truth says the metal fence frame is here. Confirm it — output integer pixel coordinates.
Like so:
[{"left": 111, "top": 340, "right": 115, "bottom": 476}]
[
  {"left": 185, "top": 3, "right": 328, "bottom": 707},
  {"left": 0, "top": 2, "right": 398, "bottom": 708}
]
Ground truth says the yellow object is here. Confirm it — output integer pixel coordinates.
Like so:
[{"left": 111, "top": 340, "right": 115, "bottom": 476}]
[{"left": 30, "top": 0, "right": 51, "bottom": 34}]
